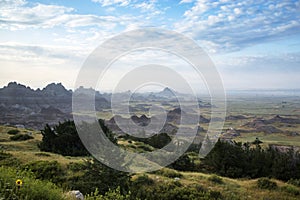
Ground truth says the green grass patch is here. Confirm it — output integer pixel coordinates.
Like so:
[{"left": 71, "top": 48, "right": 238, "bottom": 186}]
[
  {"left": 0, "top": 167, "right": 66, "bottom": 200},
  {"left": 10, "top": 134, "right": 34, "bottom": 141},
  {"left": 7, "top": 129, "right": 20, "bottom": 135}
]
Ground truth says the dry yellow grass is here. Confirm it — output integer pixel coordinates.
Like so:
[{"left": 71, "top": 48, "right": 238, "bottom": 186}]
[{"left": 0, "top": 125, "right": 85, "bottom": 167}]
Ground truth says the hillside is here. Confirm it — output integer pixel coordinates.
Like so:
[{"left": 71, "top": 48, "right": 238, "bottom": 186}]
[
  {"left": 0, "top": 82, "right": 110, "bottom": 129},
  {"left": 1, "top": 125, "right": 300, "bottom": 200}
]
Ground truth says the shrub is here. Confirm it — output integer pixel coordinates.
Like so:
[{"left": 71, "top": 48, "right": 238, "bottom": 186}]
[
  {"left": 168, "top": 153, "right": 195, "bottom": 171},
  {"left": 0, "top": 149, "right": 20, "bottom": 167},
  {"left": 10, "top": 133, "right": 33, "bottom": 141},
  {"left": 123, "top": 132, "right": 171, "bottom": 149},
  {"left": 287, "top": 178, "right": 300, "bottom": 187},
  {"left": 85, "top": 187, "right": 132, "bottom": 200},
  {"left": 131, "top": 180, "right": 221, "bottom": 200},
  {"left": 23, "top": 160, "right": 65, "bottom": 185},
  {"left": 7, "top": 129, "right": 20, "bottom": 135},
  {"left": 67, "top": 158, "right": 131, "bottom": 195},
  {"left": 0, "top": 148, "right": 11, "bottom": 161},
  {"left": 208, "top": 175, "right": 223, "bottom": 184},
  {"left": 67, "top": 162, "right": 85, "bottom": 172},
  {"left": 133, "top": 174, "right": 154, "bottom": 186},
  {"left": 34, "top": 152, "right": 51, "bottom": 157},
  {"left": 202, "top": 140, "right": 300, "bottom": 181},
  {"left": 38, "top": 121, "right": 89, "bottom": 156},
  {"left": 281, "top": 185, "right": 300, "bottom": 196},
  {"left": 0, "top": 167, "right": 65, "bottom": 200},
  {"left": 153, "top": 168, "right": 183, "bottom": 178},
  {"left": 257, "top": 178, "right": 277, "bottom": 190},
  {"left": 39, "top": 120, "right": 114, "bottom": 156}
]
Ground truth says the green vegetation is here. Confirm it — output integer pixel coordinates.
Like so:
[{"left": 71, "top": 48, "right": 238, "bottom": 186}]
[
  {"left": 85, "top": 187, "right": 133, "bottom": 200},
  {"left": 121, "top": 132, "right": 171, "bottom": 149},
  {"left": 208, "top": 174, "right": 223, "bottom": 184},
  {"left": 130, "top": 174, "right": 222, "bottom": 200},
  {"left": 152, "top": 168, "right": 183, "bottom": 178},
  {"left": 38, "top": 121, "right": 89, "bottom": 156},
  {"left": 66, "top": 158, "right": 131, "bottom": 195},
  {"left": 0, "top": 167, "right": 65, "bottom": 200},
  {"left": 202, "top": 140, "right": 300, "bottom": 181},
  {"left": 23, "top": 160, "right": 65, "bottom": 185},
  {"left": 7, "top": 129, "right": 20, "bottom": 135},
  {"left": 38, "top": 119, "right": 116, "bottom": 156},
  {"left": 257, "top": 178, "right": 278, "bottom": 190},
  {"left": 10, "top": 133, "right": 34, "bottom": 141},
  {"left": 281, "top": 185, "right": 300, "bottom": 196},
  {"left": 1, "top": 119, "right": 300, "bottom": 200},
  {"left": 168, "top": 153, "right": 195, "bottom": 171},
  {"left": 288, "top": 179, "right": 300, "bottom": 187}
]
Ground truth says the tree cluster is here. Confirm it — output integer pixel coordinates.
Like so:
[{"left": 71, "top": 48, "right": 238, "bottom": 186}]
[
  {"left": 38, "top": 119, "right": 115, "bottom": 156},
  {"left": 38, "top": 120, "right": 89, "bottom": 156},
  {"left": 202, "top": 140, "right": 300, "bottom": 181}
]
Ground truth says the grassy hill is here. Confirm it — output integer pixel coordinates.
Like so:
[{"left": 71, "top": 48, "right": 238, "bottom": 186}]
[{"left": 0, "top": 125, "right": 300, "bottom": 199}]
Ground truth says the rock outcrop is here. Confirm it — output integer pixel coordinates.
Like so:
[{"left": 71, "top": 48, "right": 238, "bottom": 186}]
[{"left": 0, "top": 82, "right": 109, "bottom": 129}]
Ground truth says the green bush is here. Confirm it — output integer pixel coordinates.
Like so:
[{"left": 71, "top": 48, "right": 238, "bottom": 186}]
[
  {"left": 34, "top": 152, "right": 51, "bottom": 157},
  {"left": 23, "top": 160, "right": 65, "bottom": 185},
  {"left": 208, "top": 175, "right": 223, "bottom": 184},
  {"left": 0, "top": 149, "right": 20, "bottom": 167},
  {"left": 67, "top": 162, "right": 85, "bottom": 172},
  {"left": 202, "top": 140, "right": 300, "bottom": 181},
  {"left": 287, "top": 178, "right": 300, "bottom": 187},
  {"left": 168, "top": 153, "right": 195, "bottom": 171},
  {"left": 133, "top": 174, "right": 154, "bottom": 186},
  {"left": 281, "top": 185, "right": 300, "bottom": 196},
  {"left": 7, "top": 129, "right": 20, "bottom": 135},
  {"left": 153, "top": 168, "right": 183, "bottom": 178},
  {"left": 39, "top": 120, "right": 114, "bottom": 156},
  {"left": 38, "top": 121, "right": 89, "bottom": 156},
  {"left": 0, "top": 148, "right": 11, "bottom": 161},
  {"left": 257, "top": 178, "right": 277, "bottom": 190},
  {"left": 0, "top": 167, "right": 65, "bottom": 200},
  {"left": 85, "top": 187, "right": 132, "bottom": 200},
  {"left": 66, "top": 158, "right": 131, "bottom": 195},
  {"left": 123, "top": 132, "right": 171, "bottom": 149},
  {"left": 131, "top": 180, "right": 221, "bottom": 200},
  {"left": 10, "top": 133, "right": 34, "bottom": 141}
]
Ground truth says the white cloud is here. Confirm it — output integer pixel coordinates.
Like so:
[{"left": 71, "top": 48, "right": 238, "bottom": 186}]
[
  {"left": 0, "top": 0, "right": 299, "bottom": 90},
  {"left": 184, "top": 0, "right": 208, "bottom": 18},
  {"left": 207, "top": 15, "right": 221, "bottom": 26},
  {"left": 233, "top": 8, "right": 242, "bottom": 15},
  {"left": 0, "top": 42, "right": 84, "bottom": 89},
  {"left": 0, "top": 42, "right": 86, "bottom": 63},
  {"left": 179, "top": 0, "right": 194, "bottom": 4},
  {"left": 0, "top": 2, "right": 74, "bottom": 29},
  {"left": 92, "top": 0, "right": 131, "bottom": 7},
  {"left": 106, "top": 7, "right": 116, "bottom": 12},
  {"left": 0, "top": 0, "right": 26, "bottom": 8},
  {"left": 134, "top": 2, "right": 155, "bottom": 11},
  {"left": 175, "top": 0, "right": 300, "bottom": 53},
  {"left": 0, "top": 0, "right": 140, "bottom": 34},
  {"left": 132, "top": 0, "right": 163, "bottom": 17}
]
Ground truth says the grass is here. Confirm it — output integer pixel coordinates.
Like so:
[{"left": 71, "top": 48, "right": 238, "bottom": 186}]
[
  {"left": 0, "top": 126, "right": 84, "bottom": 167},
  {"left": 139, "top": 171, "right": 300, "bottom": 200},
  {"left": 1, "top": 122, "right": 300, "bottom": 199},
  {"left": 235, "top": 132, "right": 300, "bottom": 147},
  {"left": 0, "top": 167, "right": 66, "bottom": 200}
]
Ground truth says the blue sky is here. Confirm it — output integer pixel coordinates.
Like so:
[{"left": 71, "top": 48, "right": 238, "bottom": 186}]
[{"left": 0, "top": 0, "right": 299, "bottom": 91}]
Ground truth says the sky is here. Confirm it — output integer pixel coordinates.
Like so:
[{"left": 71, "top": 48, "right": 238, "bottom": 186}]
[{"left": 0, "top": 0, "right": 299, "bottom": 92}]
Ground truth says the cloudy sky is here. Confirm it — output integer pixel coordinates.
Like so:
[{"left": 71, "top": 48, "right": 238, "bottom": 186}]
[{"left": 0, "top": 0, "right": 299, "bottom": 91}]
